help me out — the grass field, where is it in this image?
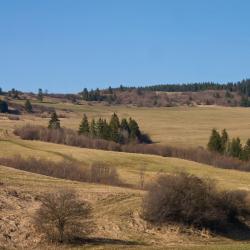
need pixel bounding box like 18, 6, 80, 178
2, 137, 250, 190
2, 99, 250, 248
9, 99, 250, 147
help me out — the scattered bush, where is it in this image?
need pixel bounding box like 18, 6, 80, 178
0, 155, 124, 187
34, 189, 92, 243
14, 125, 250, 172
90, 161, 121, 185
142, 173, 250, 232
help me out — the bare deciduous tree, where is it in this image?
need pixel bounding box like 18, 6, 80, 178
34, 189, 93, 243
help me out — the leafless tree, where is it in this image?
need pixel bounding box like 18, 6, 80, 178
34, 189, 93, 243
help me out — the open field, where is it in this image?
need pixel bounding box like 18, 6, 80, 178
2, 137, 250, 191
8, 99, 250, 147
2, 100, 250, 248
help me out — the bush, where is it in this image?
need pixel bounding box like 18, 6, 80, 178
14, 125, 250, 172
34, 189, 92, 243
142, 173, 250, 232
90, 161, 121, 185
0, 155, 125, 187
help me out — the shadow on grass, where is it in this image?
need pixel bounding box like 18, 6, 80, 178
215, 222, 250, 241
70, 237, 146, 247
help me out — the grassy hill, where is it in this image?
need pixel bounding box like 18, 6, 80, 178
2, 98, 250, 249
7, 99, 250, 147
2, 137, 250, 190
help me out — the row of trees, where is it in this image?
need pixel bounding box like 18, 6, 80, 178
207, 129, 250, 160
47, 112, 150, 144
78, 113, 150, 144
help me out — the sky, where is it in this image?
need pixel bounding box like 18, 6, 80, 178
0, 0, 250, 93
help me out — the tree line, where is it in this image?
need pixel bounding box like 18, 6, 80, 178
207, 128, 250, 161
78, 113, 151, 144
48, 111, 151, 144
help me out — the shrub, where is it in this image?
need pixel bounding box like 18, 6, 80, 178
142, 173, 250, 232
90, 161, 121, 185
34, 189, 92, 242
14, 125, 250, 172
0, 155, 126, 188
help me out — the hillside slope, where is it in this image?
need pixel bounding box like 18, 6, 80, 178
2, 165, 250, 250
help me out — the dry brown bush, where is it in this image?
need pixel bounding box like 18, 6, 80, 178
14, 125, 250, 172
0, 155, 125, 187
142, 173, 250, 232
34, 189, 93, 243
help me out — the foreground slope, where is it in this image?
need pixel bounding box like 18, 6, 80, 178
2, 165, 250, 250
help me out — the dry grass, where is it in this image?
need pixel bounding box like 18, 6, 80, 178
8, 99, 250, 147
2, 138, 250, 190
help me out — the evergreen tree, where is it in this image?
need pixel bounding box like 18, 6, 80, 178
102, 119, 110, 140
228, 137, 242, 158
207, 129, 222, 153
120, 118, 130, 132
82, 88, 89, 100
48, 112, 60, 129
109, 113, 120, 142
24, 99, 33, 113
0, 100, 8, 113
78, 114, 89, 135
240, 139, 250, 161
128, 118, 141, 141
37, 88, 43, 102
120, 118, 130, 143
221, 129, 229, 153
90, 119, 97, 138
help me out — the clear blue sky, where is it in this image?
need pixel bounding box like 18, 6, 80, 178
1, 0, 250, 93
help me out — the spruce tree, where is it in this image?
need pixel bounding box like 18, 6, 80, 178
128, 118, 141, 141
102, 119, 110, 140
207, 129, 222, 153
228, 137, 242, 158
90, 119, 97, 138
120, 118, 130, 143
37, 88, 44, 102
78, 114, 89, 135
221, 129, 229, 153
0, 100, 8, 113
48, 112, 60, 129
24, 99, 33, 113
109, 113, 120, 142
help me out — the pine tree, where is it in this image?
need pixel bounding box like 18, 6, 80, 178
228, 137, 242, 158
207, 129, 222, 153
37, 88, 43, 102
0, 100, 8, 113
48, 112, 60, 129
120, 118, 130, 133
120, 118, 130, 143
128, 118, 141, 141
78, 114, 89, 135
102, 119, 110, 140
90, 119, 97, 138
24, 99, 33, 113
221, 129, 229, 153
82, 88, 89, 100
109, 113, 120, 142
